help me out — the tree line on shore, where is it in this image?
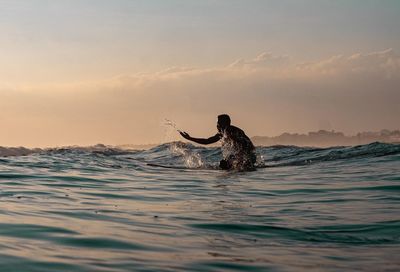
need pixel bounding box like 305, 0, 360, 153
252, 129, 400, 147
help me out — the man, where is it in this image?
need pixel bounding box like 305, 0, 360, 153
179, 114, 257, 170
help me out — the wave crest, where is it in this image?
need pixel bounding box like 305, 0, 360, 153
1, 142, 399, 170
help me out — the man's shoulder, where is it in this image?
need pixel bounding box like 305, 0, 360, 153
227, 125, 244, 133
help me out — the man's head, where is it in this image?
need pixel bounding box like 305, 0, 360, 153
217, 114, 231, 132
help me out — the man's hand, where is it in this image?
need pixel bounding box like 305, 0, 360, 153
179, 131, 191, 140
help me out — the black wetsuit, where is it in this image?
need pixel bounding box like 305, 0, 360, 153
214, 126, 256, 170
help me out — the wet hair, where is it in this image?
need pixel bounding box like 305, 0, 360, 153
217, 114, 231, 126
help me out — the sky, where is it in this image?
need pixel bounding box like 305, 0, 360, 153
0, 0, 399, 147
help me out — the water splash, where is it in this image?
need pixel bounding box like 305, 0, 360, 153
164, 119, 181, 133
169, 142, 204, 168
256, 154, 266, 167
162, 119, 183, 143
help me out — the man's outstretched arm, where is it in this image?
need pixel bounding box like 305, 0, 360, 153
180, 131, 220, 145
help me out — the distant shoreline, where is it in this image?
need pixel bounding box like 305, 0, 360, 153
252, 129, 400, 148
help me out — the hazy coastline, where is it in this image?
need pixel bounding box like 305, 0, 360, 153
252, 129, 400, 147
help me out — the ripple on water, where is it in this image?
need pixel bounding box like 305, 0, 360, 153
188, 220, 400, 245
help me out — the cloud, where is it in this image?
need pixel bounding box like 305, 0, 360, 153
295, 49, 400, 78
0, 49, 399, 147
228, 52, 291, 69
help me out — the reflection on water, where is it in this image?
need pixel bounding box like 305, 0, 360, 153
0, 142, 399, 271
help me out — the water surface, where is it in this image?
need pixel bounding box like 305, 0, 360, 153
0, 142, 399, 271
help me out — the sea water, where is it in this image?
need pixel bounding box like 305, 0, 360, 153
0, 142, 399, 271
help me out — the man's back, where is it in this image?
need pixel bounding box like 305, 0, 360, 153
219, 125, 256, 170
222, 125, 255, 154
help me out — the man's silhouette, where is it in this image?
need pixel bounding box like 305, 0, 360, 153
180, 114, 256, 170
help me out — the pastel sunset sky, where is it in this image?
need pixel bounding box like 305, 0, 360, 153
1, 0, 399, 147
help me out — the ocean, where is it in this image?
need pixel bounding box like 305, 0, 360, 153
0, 142, 399, 271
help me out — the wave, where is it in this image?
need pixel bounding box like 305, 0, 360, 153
262, 141, 400, 167
139, 141, 400, 169
0, 146, 43, 157
1, 142, 399, 169
0, 144, 127, 158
